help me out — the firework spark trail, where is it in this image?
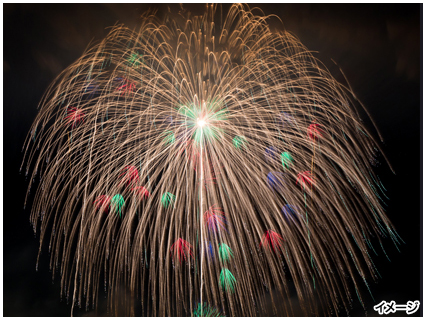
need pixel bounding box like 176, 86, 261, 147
199, 124, 205, 315
22, 4, 400, 316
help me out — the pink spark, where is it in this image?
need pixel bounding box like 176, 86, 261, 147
170, 238, 194, 264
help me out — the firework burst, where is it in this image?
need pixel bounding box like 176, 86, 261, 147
22, 3, 399, 317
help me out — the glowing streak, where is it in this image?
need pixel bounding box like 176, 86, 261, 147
131, 186, 150, 200
282, 204, 299, 222
199, 125, 205, 315
308, 123, 323, 141
232, 135, 247, 150
267, 171, 286, 192
162, 130, 175, 146
296, 171, 314, 189
120, 165, 139, 187
65, 106, 84, 128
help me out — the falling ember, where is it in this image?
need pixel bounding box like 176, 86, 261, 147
260, 230, 284, 254
170, 238, 194, 264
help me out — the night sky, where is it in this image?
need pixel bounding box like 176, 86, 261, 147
3, 3, 422, 317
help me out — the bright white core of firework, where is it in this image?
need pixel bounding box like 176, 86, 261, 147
197, 118, 206, 127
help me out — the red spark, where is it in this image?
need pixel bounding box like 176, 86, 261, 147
131, 186, 150, 200
307, 123, 323, 141
120, 165, 139, 187
116, 78, 136, 95
170, 238, 194, 264
65, 106, 85, 128
204, 205, 226, 233
260, 230, 284, 253
94, 195, 111, 213
296, 171, 314, 189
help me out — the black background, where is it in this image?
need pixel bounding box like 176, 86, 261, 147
3, 3, 422, 317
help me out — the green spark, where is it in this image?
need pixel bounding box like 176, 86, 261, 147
162, 130, 175, 146
218, 243, 233, 264
232, 135, 247, 150
220, 268, 236, 292
161, 192, 176, 209
281, 151, 294, 170
193, 303, 224, 317
127, 51, 144, 67
110, 194, 125, 218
